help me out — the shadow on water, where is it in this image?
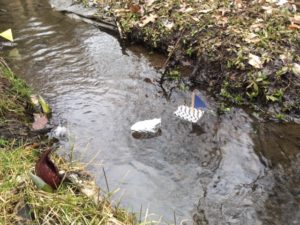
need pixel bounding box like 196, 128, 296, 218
0, 0, 299, 224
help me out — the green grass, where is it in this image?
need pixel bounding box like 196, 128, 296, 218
0, 58, 31, 121
0, 142, 136, 224
0, 58, 136, 224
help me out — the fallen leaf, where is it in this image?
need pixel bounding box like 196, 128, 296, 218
178, 6, 194, 13
139, 14, 157, 27
145, 0, 156, 6
234, 0, 243, 8
32, 113, 48, 130
199, 9, 213, 14
30, 94, 39, 106
38, 95, 51, 114
29, 172, 54, 193
191, 16, 200, 22
162, 20, 174, 30
276, 0, 288, 6
290, 15, 300, 24
262, 6, 273, 14
250, 19, 265, 32
130, 4, 141, 14
248, 53, 263, 69
288, 24, 300, 30
292, 63, 300, 76
244, 33, 260, 44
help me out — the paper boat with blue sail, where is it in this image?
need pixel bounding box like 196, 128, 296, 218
174, 92, 206, 123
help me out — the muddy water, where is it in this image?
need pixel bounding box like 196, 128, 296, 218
0, 0, 299, 224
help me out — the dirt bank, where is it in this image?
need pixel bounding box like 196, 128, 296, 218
66, 0, 300, 121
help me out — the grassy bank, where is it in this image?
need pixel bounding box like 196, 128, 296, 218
82, 0, 300, 120
0, 59, 135, 224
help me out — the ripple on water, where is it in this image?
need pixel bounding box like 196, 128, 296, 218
1, 0, 299, 224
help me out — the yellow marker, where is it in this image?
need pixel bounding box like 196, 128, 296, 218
0, 29, 13, 42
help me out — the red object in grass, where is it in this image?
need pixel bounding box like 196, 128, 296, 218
35, 148, 62, 189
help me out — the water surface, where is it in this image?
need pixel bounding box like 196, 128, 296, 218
0, 0, 299, 224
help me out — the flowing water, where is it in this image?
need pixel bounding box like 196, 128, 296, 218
0, 0, 299, 224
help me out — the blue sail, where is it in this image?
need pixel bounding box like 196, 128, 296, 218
194, 95, 206, 109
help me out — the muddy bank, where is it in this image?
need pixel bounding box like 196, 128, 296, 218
51, 0, 300, 121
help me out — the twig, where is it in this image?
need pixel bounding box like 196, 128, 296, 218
102, 167, 110, 193
160, 29, 185, 84
173, 210, 177, 225
139, 204, 143, 223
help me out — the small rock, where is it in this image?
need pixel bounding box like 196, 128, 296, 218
131, 118, 161, 139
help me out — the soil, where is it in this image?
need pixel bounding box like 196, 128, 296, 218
67, 0, 300, 121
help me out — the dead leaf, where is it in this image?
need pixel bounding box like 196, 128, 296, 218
234, 0, 243, 8
30, 94, 39, 106
276, 0, 288, 6
214, 15, 228, 26
250, 19, 265, 32
290, 15, 300, 24
244, 33, 260, 44
288, 24, 300, 30
292, 63, 300, 77
248, 53, 263, 69
145, 0, 156, 7
162, 20, 174, 30
262, 6, 273, 14
32, 113, 48, 130
191, 16, 200, 22
198, 9, 213, 14
130, 4, 141, 14
139, 14, 157, 27
178, 7, 194, 13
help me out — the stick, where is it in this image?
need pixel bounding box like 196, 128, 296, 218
174, 210, 177, 225
191, 91, 195, 112
102, 167, 110, 193
139, 204, 143, 223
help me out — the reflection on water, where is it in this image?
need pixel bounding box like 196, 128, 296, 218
0, 0, 299, 224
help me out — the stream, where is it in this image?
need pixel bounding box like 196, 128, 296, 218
0, 0, 299, 224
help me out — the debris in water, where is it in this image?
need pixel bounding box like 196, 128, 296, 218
174, 92, 206, 123
0, 28, 13, 42
53, 125, 67, 138
35, 148, 62, 189
38, 95, 51, 115
29, 172, 54, 193
131, 118, 161, 139
32, 113, 48, 130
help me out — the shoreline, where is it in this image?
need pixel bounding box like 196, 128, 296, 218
0, 58, 135, 224
54, 0, 300, 122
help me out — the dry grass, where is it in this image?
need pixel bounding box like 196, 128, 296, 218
0, 142, 136, 224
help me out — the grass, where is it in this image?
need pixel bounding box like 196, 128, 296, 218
0, 58, 31, 125
0, 58, 136, 224
84, 0, 300, 118
0, 141, 136, 224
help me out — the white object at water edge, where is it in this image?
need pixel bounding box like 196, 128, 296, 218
131, 118, 161, 135
53, 125, 67, 138
174, 105, 204, 123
